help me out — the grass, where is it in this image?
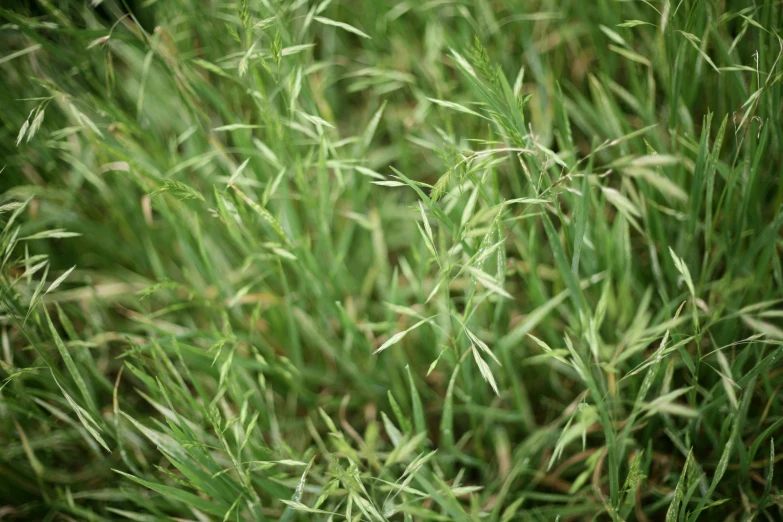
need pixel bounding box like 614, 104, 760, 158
1, 0, 782, 520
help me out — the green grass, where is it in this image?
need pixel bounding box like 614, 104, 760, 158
1, 0, 782, 520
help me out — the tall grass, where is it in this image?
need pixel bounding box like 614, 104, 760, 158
1, 0, 782, 520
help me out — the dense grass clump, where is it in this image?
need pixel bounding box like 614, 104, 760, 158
1, 0, 782, 520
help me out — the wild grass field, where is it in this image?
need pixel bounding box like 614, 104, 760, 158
1, 0, 783, 520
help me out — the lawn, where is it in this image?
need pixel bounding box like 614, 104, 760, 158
1, 0, 782, 520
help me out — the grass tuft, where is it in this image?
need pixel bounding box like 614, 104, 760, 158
1, 0, 783, 520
